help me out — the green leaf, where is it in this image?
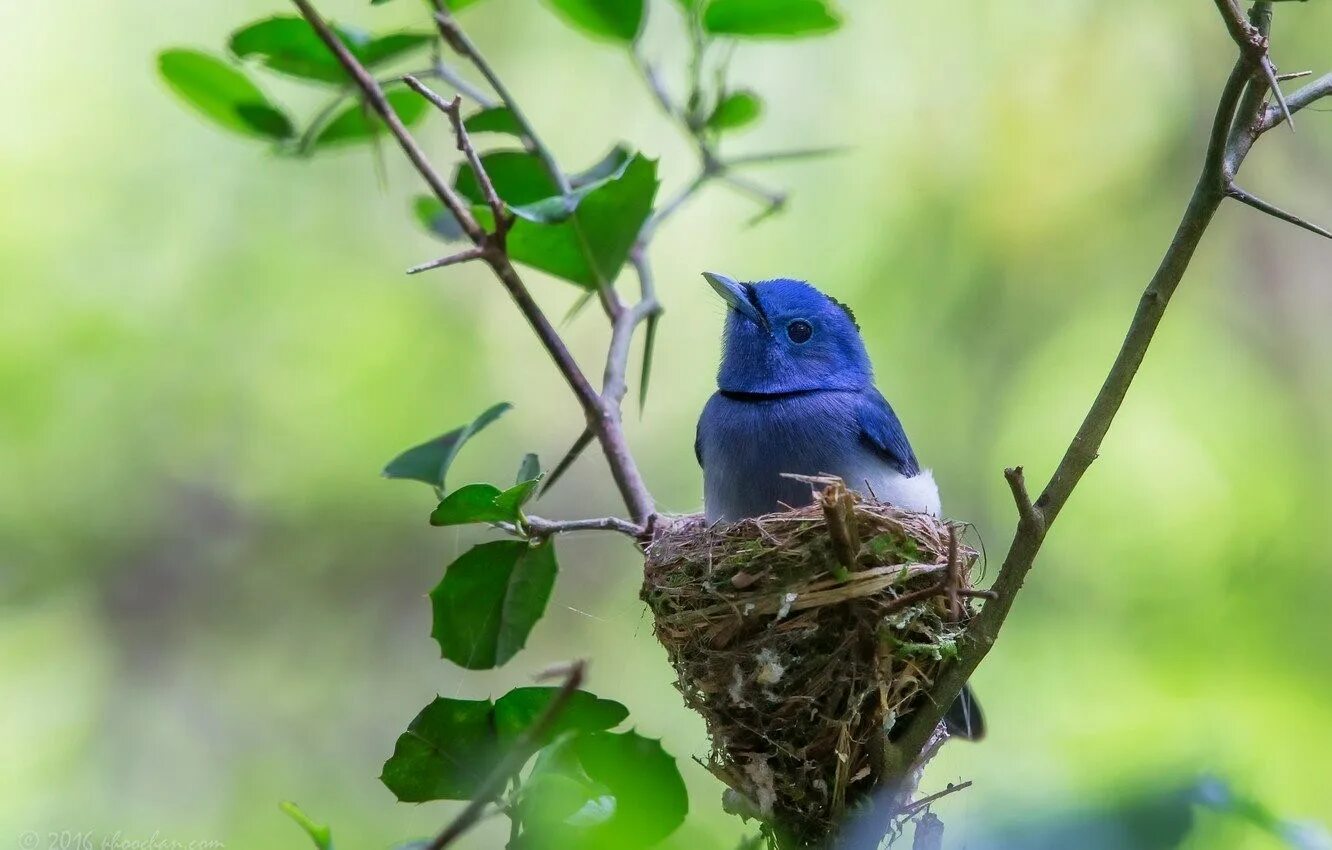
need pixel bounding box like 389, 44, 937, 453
570, 145, 632, 188
380, 688, 626, 803
463, 106, 525, 137
382, 402, 511, 490
279, 802, 333, 850
413, 195, 466, 242
706, 90, 763, 132
494, 687, 629, 748
429, 479, 539, 526
429, 483, 509, 525
157, 49, 294, 140
312, 89, 428, 148
380, 696, 502, 802
429, 540, 557, 669
517, 731, 688, 850
357, 32, 435, 66
517, 453, 541, 485
456, 152, 658, 288
703, 0, 841, 38
543, 0, 645, 42
229, 16, 433, 84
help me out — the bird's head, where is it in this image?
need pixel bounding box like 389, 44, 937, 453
705, 273, 872, 395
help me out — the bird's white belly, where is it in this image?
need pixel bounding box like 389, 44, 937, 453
835, 454, 941, 517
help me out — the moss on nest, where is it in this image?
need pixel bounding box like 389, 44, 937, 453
641, 479, 981, 846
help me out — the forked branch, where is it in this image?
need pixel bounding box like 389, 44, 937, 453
863, 2, 1332, 823
289, 0, 656, 525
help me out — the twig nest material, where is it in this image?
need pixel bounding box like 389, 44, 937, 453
641, 479, 981, 845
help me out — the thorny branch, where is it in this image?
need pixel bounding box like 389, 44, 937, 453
848, 2, 1332, 840
290, 0, 656, 526
288, 0, 1332, 845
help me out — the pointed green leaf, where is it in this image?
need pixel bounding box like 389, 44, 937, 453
229, 16, 356, 83
429, 483, 508, 525
382, 401, 511, 489
312, 89, 428, 148
229, 16, 433, 84
495, 477, 541, 515
706, 90, 763, 132
413, 195, 466, 242
357, 31, 435, 66
517, 453, 541, 485
543, 0, 645, 42
380, 688, 626, 804
279, 802, 333, 850
380, 696, 501, 802
463, 106, 525, 137
570, 145, 632, 188
158, 49, 294, 140
494, 688, 628, 747
429, 540, 557, 669
703, 0, 841, 38
456, 152, 658, 288
429, 479, 538, 526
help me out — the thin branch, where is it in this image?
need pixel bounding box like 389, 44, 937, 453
403, 76, 510, 232
1227, 184, 1332, 239
427, 49, 496, 108
427, 661, 586, 850
521, 515, 645, 538
633, 54, 682, 121
292, 0, 653, 524
431, 5, 572, 196
722, 146, 849, 168
879, 0, 1332, 801
407, 247, 488, 275
289, 0, 484, 244
1003, 466, 1042, 532
902, 782, 974, 818
1212, 0, 1294, 130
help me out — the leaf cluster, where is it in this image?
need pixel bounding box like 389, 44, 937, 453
156, 1, 844, 847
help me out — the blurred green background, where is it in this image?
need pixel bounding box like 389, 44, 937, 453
3, 0, 1332, 847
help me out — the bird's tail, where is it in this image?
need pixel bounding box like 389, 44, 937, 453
944, 683, 986, 741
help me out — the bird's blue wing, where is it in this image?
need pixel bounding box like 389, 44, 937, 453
856, 389, 921, 477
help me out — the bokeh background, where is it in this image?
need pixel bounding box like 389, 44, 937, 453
3, 0, 1332, 847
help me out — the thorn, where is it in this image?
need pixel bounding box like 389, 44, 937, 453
561, 290, 596, 327
1276, 70, 1313, 83
406, 247, 486, 275
637, 311, 661, 414
1261, 57, 1296, 132
1226, 184, 1332, 240
540, 427, 595, 496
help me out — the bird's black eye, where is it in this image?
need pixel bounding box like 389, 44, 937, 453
786, 319, 813, 344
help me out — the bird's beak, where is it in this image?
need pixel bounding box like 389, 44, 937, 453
703, 271, 766, 329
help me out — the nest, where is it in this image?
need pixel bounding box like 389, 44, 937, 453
641, 479, 982, 846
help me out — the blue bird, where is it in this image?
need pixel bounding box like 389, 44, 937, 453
695, 273, 984, 741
